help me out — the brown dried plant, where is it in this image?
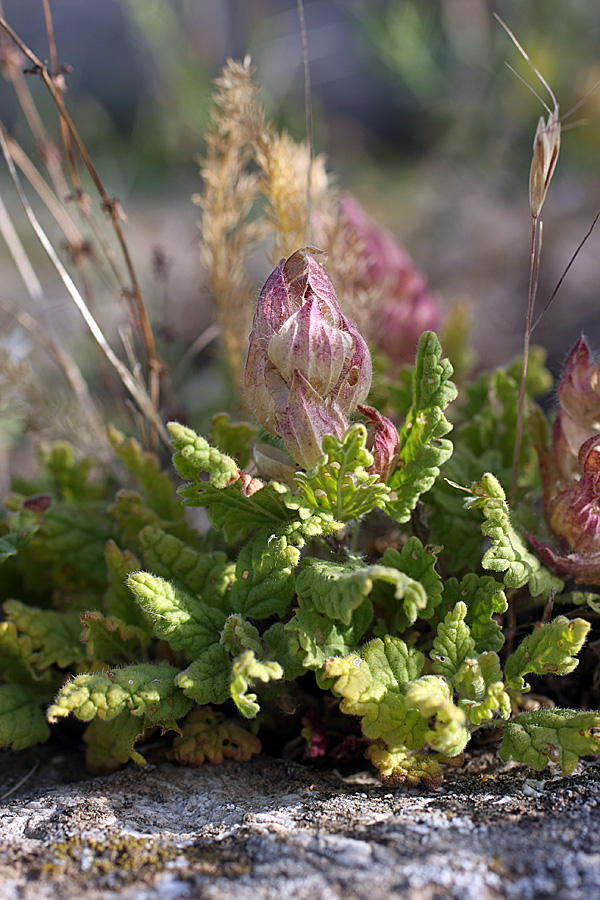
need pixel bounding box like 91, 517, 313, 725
0, 2, 165, 462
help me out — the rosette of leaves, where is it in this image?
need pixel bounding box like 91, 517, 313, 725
0, 334, 598, 783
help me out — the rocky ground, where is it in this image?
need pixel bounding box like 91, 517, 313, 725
0, 746, 599, 900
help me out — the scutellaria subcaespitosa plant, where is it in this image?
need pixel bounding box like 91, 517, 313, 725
1, 51, 600, 789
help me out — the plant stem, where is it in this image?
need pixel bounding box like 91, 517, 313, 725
510, 216, 539, 508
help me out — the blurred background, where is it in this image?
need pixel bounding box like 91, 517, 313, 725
1, 0, 600, 480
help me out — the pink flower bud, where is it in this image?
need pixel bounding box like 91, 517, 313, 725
278, 370, 348, 470
376, 293, 441, 370
338, 194, 441, 369
553, 337, 600, 482
358, 404, 399, 483
245, 249, 372, 468
528, 339, 600, 583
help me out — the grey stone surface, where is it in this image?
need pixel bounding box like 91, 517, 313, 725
0, 749, 599, 899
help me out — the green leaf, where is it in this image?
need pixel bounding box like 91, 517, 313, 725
442, 575, 507, 653
285, 609, 358, 672
175, 643, 232, 705
220, 614, 262, 655
230, 530, 298, 620
430, 601, 476, 681
39, 442, 106, 503
3, 599, 84, 672
295, 424, 390, 522
0, 684, 50, 750
139, 525, 234, 612
453, 652, 511, 725
181, 479, 296, 544
323, 651, 428, 750
499, 709, 600, 774
47, 663, 192, 724
366, 744, 444, 789
13, 498, 115, 592
373, 538, 443, 633
108, 425, 182, 522
210, 413, 258, 471
404, 675, 469, 756
426, 446, 502, 571
361, 636, 425, 689
296, 557, 379, 627
80, 611, 151, 664
387, 332, 457, 523
83, 714, 150, 773
0, 504, 42, 564
0, 620, 35, 684
126, 572, 227, 656
504, 616, 590, 692
465, 473, 564, 595
262, 622, 306, 680
230, 650, 283, 718
168, 421, 239, 489
103, 540, 150, 630
168, 707, 262, 765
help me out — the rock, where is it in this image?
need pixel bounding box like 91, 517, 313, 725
0, 748, 599, 899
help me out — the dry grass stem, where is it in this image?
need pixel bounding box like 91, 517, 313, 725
0, 12, 161, 420
0, 124, 167, 443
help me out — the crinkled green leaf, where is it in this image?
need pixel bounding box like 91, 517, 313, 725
387, 332, 456, 523
404, 675, 469, 756
504, 616, 590, 692
168, 421, 239, 489
126, 572, 227, 656
168, 707, 262, 765
185, 479, 297, 544
16, 499, 114, 592
372, 538, 443, 633
430, 601, 476, 681
0, 620, 35, 684
39, 442, 106, 503
230, 650, 283, 718
103, 540, 150, 630
230, 530, 298, 620
453, 652, 511, 725
108, 425, 182, 522
296, 557, 384, 627
175, 643, 232, 705
3, 599, 84, 672
499, 709, 600, 774
295, 424, 390, 522
323, 651, 428, 749
427, 446, 501, 571
210, 413, 258, 471
459, 360, 547, 477
0, 684, 50, 750
285, 609, 358, 671
108, 489, 164, 548
361, 636, 425, 689
220, 614, 262, 656
47, 663, 192, 724
465, 473, 564, 595
442, 574, 507, 653
80, 611, 151, 664
0, 503, 43, 564
367, 744, 445, 788
83, 714, 149, 773
139, 525, 234, 612
262, 622, 306, 681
